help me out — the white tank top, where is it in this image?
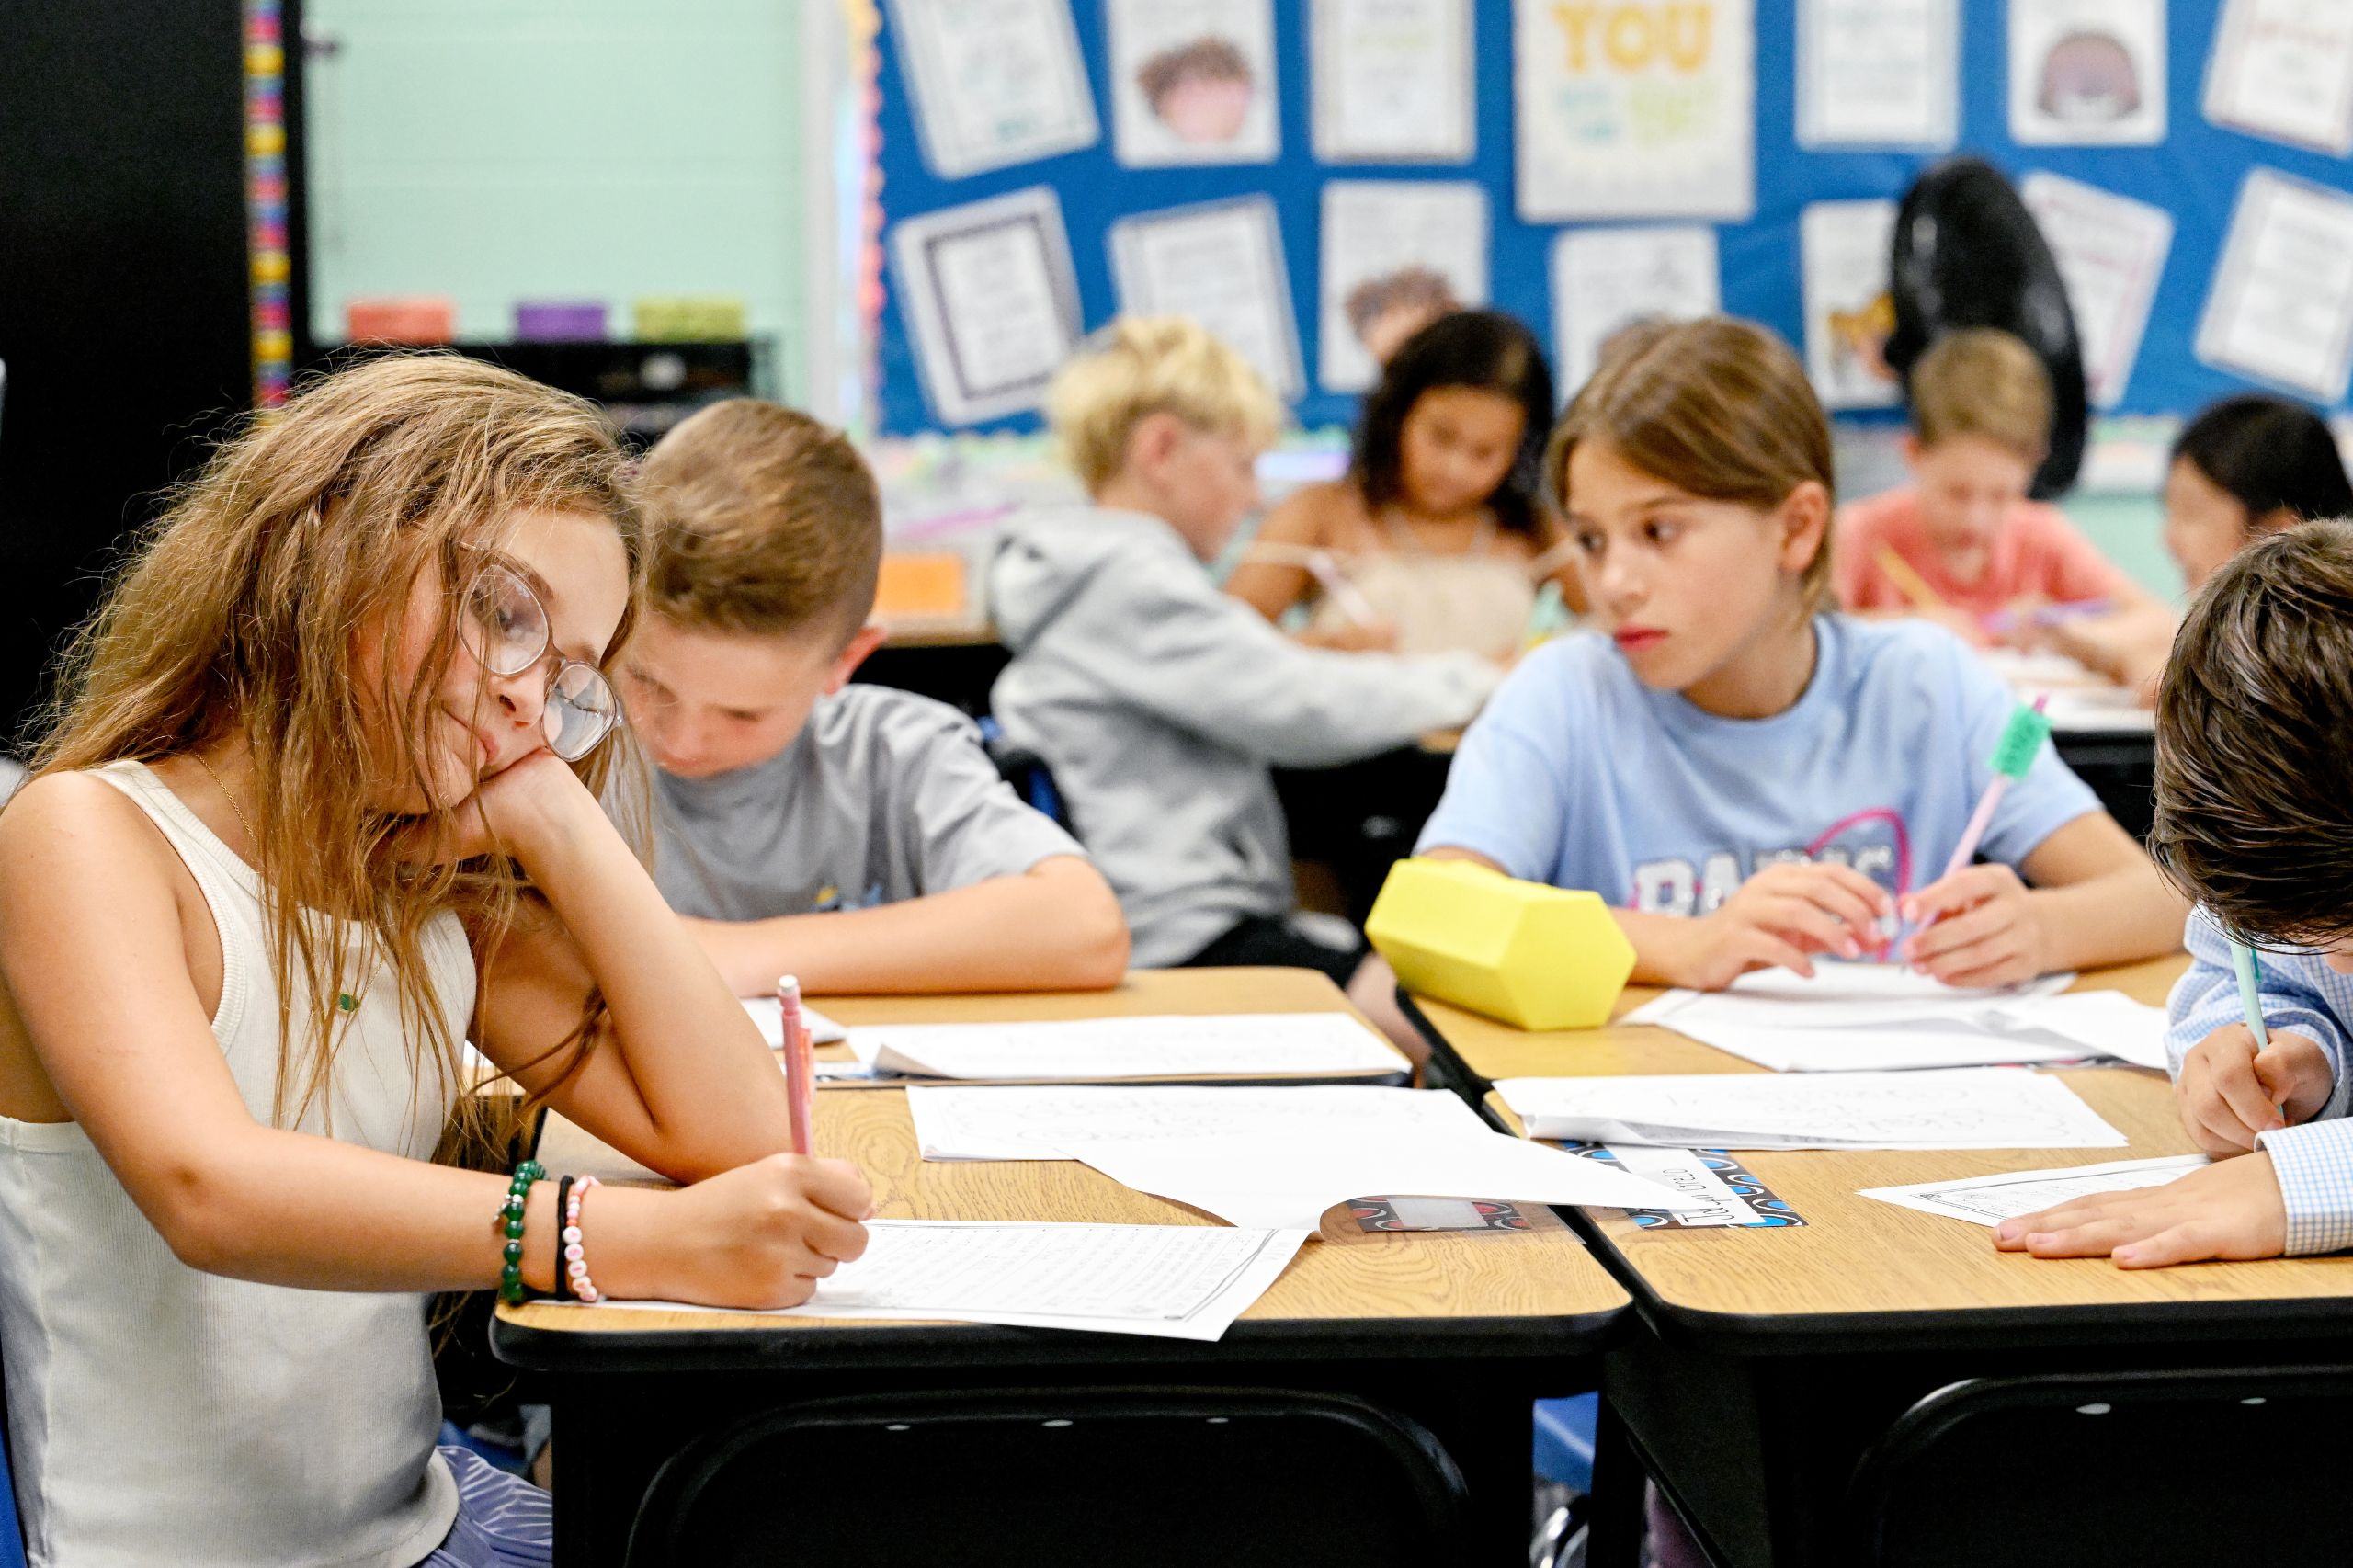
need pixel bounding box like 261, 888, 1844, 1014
0, 761, 475, 1567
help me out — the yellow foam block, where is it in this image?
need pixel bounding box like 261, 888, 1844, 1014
1365, 858, 1633, 1031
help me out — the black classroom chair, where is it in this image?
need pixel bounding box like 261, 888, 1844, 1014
1847, 1366, 2353, 1568
624, 1386, 1468, 1568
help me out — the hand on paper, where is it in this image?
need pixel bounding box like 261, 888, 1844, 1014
2177, 1026, 2333, 1155
619, 1153, 873, 1310
1900, 864, 2047, 989
1992, 1152, 2287, 1268
1672, 862, 1895, 990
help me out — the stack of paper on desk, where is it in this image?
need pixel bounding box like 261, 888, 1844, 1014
904, 1085, 1489, 1160
1859, 1154, 2210, 1225
1627, 965, 2169, 1072
572, 1220, 1310, 1341
1495, 1067, 2130, 1151
846, 1013, 1403, 1081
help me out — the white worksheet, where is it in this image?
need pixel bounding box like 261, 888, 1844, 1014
1797, 0, 1958, 150
1062, 1127, 1708, 1230
849, 1012, 1404, 1082
2020, 172, 2175, 409
2204, 0, 2353, 156
1495, 1068, 2130, 1151
740, 996, 848, 1048
1106, 0, 1279, 166
1311, 0, 1475, 163
887, 0, 1099, 177
1512, 0, 1755, 221
1800, 199, 1903, 409
1551, 224, 1722, 394
1317, 181, 1490, 392
2008, 0, 2167, 147
905, 1084, 1488, 1161
1859, 1153, 2210, 1225
2197, 168, 2353, 405
1110, 197, 1303, 400
1628, 964, 2076, 1032
572, 1220, 1308, 1341
889, 187, 1083, 426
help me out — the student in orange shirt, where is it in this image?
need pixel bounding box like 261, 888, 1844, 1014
1835, 328, 2167, 648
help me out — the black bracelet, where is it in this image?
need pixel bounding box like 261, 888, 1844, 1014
552, 1175, 576, 1302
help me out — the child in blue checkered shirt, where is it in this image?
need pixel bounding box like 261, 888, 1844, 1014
1999, 520, 2353, 1267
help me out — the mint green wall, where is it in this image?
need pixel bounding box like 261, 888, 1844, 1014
303, 0, 807, 401
2064, 494, 2178, 604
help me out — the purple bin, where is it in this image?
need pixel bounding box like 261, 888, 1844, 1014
514, 301, 608, 341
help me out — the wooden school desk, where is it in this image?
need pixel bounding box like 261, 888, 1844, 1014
806, 966, 1413, 1088
494, 1091, 1630, 1567
1417, 957, 2353, 1567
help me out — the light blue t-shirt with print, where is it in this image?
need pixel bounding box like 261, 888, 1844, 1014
1415, 616, 2101, 912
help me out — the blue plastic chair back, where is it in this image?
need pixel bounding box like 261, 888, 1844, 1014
1, 1359, 24, 1568
1531, 1393, 1597, 1495
975, 717, 1071, 831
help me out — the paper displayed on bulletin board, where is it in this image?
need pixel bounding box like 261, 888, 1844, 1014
2020, 172, 2174, 409
1318, 181, 1491, 393
887, 0, 1099, 178
1801, 199, 1902, 411
1309, 0, 1474, 163
1796, 0, 1957, 151
2008, 0, 2167, 147
2196, 168, 2353, 406
889, 187, 1085, 426
1109, 196, 1304, 400
1106, 0, 1279, 166
1512, 0, 1756, 222
1551, 225, 1722, 394
2203, 0, 2353, 157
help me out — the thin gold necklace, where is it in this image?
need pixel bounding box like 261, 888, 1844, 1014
191, 750, 258, 852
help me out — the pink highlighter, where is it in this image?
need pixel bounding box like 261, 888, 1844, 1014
1911, 694, 2053, 951
778, 973, 814, 1156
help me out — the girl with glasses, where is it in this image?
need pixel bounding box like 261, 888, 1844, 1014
0, 355, 871, 1568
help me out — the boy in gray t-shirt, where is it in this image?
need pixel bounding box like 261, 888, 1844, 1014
619, 400, 1129, 995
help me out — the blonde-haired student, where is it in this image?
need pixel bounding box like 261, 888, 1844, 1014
1836, 328, 2166, 645
0, 358, 870, 1566
620, 398, 1127, 995
990, 316, 1499, 1049
1415, 318, 2184, 992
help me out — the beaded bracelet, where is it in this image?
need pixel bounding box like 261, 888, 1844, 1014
497, 1159, 545, 1306
563, 1175, 602, 1304
551, 1175, 576, 1303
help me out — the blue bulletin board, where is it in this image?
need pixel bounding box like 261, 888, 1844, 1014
870, 0, 2353, 439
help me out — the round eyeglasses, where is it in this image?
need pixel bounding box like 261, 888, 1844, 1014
457, 559, 621, 761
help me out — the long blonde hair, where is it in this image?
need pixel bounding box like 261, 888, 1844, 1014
29, 354, 645, 1156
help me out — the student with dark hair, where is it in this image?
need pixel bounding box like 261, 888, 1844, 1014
1999, 520, 2353, 1267
1225, 311, 1573, 663
2051, 394, 2353, 690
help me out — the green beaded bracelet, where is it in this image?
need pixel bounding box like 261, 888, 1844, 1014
497, 1160, 546, 1305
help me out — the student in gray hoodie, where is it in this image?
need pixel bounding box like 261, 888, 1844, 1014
991, 318, 1502, 1047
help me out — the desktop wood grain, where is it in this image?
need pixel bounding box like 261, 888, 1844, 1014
504, 1086, 1627, 1337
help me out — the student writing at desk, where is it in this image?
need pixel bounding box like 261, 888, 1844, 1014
618, 399, 1129, 995
1223, 311, 1575, 664
0, 359, 870, 1568
2001, 523, 2353, 1267
1409, 318, 2186, 994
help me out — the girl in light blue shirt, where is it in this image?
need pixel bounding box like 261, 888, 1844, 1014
1416, 318, 2186, 993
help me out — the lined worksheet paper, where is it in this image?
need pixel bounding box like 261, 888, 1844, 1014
1496, 1068, 2129, 1151
905, 1085, 1488, 1160
1859, 1154, 2210, 1225
572, 1221, 1309, 1341
850, 1013, 1402, 1081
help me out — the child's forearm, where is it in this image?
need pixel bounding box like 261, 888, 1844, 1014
517, 802, 793, 1169
685, 857, 1130, 996
2030, 862, 2189, 972
1614, 907, 1700, 987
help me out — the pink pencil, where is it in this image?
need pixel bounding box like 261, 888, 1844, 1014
1936, 693, 2052, 886
778, 974, 814, 1156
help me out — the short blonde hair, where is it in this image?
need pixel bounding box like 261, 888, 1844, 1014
1909, 328, 2052, 461
1046, 316, 1285, 494
638, 399, 881, 644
